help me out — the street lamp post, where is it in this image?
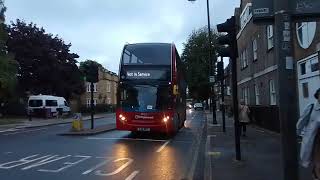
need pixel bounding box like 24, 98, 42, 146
188, 0, 217, 124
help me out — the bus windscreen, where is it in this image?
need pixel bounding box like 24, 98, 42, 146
122, 43, 171, 65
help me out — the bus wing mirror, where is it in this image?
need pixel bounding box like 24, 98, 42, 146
173, 85, 179, 95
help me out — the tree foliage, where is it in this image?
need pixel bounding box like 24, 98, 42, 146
6, 19, 84, 100
182, 27, 218, 101
79, 60, 103, 83
0, 0, 17, 102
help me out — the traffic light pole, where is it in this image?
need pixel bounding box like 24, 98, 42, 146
90, 82, 94, 129
231, 55, 241, 161
206, 0, 217, 124
274, 0, 298, 179
220, 57, 226, 133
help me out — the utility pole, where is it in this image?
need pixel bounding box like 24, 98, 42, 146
90, 82, 94, 129
206, 0, 217, 124
274, 0, 298, 179
218, 57, 226, 132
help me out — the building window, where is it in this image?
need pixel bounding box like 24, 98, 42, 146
86, 83, 97, 92
107, 97, 111, 104
240, 3, 252, 30
300, 62, 306, 75
244, 87, 249, 105
226, 86, 231, 96
107, 82, 111, 92
240, 48, 248, 69
267, 25, 274, 50
296, 22, 316, 49
86, 98, 97, 107
254, 84, 260, 105
242, 87, 249, 105
311, 59, 319, 72
302, 82, 309, 98
269, 79, 276, 105
252, 38, 257, 61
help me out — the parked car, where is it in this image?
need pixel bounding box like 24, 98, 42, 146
28, 95, 70, 117
194, 103, 204, 110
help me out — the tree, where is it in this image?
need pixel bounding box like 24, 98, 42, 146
0, 0, 17, 104
181, 27, 219, 101
79, 60, 103, 83
6, 19, 84, 100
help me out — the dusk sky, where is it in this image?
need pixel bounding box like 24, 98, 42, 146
5, 0, 239, 72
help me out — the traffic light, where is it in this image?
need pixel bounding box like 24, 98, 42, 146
216, 16, 238, 59
86, 63, 99, 83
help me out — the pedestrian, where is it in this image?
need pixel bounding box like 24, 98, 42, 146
297, 88, 320, 179
239, 100, 250, 137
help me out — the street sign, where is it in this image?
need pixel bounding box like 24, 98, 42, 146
209, 76, 215, 83
291, 0, 320, 17
252, 0, 274, 21
253, 0, 320, 22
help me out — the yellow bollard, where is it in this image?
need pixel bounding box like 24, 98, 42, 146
71, 113, 83, 132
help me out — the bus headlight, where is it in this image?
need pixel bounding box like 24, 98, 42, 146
163, 116, 170, 123
119, 114, 126, 121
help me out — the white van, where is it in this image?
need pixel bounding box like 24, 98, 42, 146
28, 95, 70, 117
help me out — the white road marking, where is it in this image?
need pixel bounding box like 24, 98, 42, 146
0, 128, 18, 133
0, 154, 52, 169
82, 158, 112, 175
156, 140, 170, 152
95, 158, 133, 176
256, 129, 265, 133
87, 137, 167, 142
4, 152, 13, 154
22, 155, 71, 170
125, 171, 139, 180
3, 128, 48, 135
38, 155, 90, 173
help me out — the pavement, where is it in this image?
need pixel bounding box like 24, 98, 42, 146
204, 110, 313, 180
0, 113, 115, 132
0, 109, 206, 180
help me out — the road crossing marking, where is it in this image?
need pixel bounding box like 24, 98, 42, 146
125, 170, 139, 180
156, 140, 170, 152
3, 128, 48, 135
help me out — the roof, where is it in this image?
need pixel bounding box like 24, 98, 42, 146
126, 42, 173, 46
29, 95, 64, 99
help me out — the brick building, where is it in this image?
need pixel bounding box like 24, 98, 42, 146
230, 0, 320, 131
293, 21, 320, 115
236, 1, 278, 107
80, 68, 118, 108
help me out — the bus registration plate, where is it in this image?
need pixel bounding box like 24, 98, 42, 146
137, 128, 150, 132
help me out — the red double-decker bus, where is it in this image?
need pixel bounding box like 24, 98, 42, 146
116, 43, 186, 136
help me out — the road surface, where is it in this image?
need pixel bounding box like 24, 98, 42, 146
0, 110, 206, 180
